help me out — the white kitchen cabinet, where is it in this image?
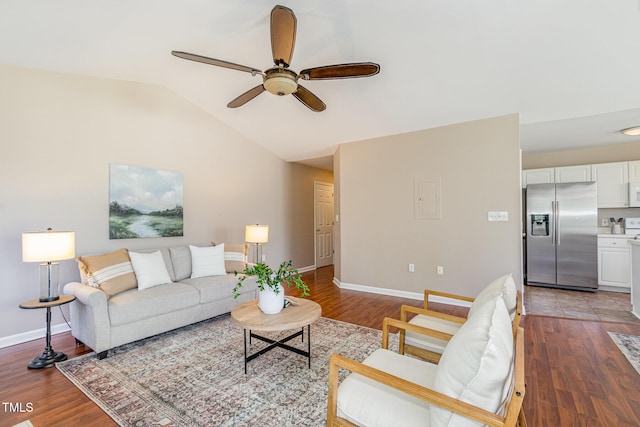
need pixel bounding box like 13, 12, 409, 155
522, 168, 554, 188
554, 165, 591, 183
598, 236, 630, 291
591, 162, 629, 208
629, 160, 640, 182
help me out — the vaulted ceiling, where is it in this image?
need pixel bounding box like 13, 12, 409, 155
2, 1, 640, 164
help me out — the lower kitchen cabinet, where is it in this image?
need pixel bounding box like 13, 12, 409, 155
598, 236, 630, 291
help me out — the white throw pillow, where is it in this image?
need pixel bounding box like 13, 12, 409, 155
129, 250, 173, 290
430, 296, 514, 427
467, 274, 517, 321
190, 244, 226, 278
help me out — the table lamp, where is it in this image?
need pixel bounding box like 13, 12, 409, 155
245, 224, 268, 264
22, 228, 76, 302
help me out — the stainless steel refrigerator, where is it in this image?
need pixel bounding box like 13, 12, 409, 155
526, 182, 598, 290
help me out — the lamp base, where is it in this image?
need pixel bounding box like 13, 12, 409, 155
27, 349, 67, 369
38, 295, 60, 303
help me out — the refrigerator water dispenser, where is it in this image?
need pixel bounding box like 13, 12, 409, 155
531, 214, 550, 236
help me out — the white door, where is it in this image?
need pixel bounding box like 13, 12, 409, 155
314, 182, 334, 268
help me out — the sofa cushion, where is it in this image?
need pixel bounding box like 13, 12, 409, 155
431, 296, 514, 427
336, 348, 437, 427
77, 248, 137, 299
180, 274, 252, 304
169, 246, 192, 281
467, 274, 517, 321
189, 244, 226, 278
108, 282, 199, 327
129, 250, 173, 290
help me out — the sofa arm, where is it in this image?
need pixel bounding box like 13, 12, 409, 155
64, 282, 108, 309
63, 282, 111, 354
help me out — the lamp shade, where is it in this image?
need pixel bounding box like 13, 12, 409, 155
22, 230, 76, 262
245, 224, 269, 244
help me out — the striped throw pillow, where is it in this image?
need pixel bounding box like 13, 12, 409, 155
77, 248, 137, 298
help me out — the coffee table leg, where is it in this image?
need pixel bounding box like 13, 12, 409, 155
243, 329, 248, 374
308, 324, 311, 369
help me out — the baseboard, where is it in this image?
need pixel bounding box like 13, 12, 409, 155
0, 323, 71, 349
332, 278, 472, 308
297, 265, 316, 273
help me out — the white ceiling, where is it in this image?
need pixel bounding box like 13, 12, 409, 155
2, 0, 640, 165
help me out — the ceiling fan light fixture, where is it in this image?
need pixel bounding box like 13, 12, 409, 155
621, 126, 640, 136
263, 68, 298, 96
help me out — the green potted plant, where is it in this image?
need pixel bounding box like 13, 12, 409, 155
233, 260, 310, 314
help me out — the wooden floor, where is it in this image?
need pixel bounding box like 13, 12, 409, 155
2, 266, 640, 426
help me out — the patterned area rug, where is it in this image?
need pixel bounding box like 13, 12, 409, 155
57, 314, 394, 426
608, 332, 640, 376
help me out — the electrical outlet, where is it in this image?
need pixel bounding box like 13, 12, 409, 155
261, 254, 266, 262
602, 218, 609, 227
437, 265, 444, 275
408, 263, 415, 273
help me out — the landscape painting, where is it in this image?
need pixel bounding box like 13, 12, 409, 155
109, 164, 184, 239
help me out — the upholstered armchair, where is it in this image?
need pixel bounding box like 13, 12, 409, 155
400, 274, 522, 363
327, 296, 526, 427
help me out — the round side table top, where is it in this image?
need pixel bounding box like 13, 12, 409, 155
231, 297, 321, 332
19, 295, 76, 309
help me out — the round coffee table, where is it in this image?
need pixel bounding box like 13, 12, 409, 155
231, 297, 321, 373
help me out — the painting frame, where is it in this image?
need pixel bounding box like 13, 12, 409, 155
109, 164, 184, 239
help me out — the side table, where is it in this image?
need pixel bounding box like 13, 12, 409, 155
19, 295, 76, 369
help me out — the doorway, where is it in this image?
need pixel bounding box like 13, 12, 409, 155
314, 181, 334, 268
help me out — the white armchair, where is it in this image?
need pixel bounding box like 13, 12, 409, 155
400, 274, 522, 363
327, 296, 526, 427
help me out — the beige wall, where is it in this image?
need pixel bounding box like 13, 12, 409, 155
523, 141, 640, 169
336, 114, 522, 297
290, 163, 334, 269
0, 64, 296, 342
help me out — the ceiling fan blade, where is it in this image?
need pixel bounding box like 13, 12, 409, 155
293, 85, 326, 112
227, 85, 265, 108
172, 51, 262, 75
270, 5, 296, 67
299, 62, 380, 80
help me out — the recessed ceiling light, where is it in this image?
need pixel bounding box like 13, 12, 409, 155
621, 127, 640, 136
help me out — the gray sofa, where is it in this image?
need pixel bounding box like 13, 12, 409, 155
63, 244, 257, 359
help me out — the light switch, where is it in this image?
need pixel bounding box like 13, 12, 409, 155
488, 211, 509, 222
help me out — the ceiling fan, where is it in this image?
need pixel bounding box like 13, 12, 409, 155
171, 5, 380, 112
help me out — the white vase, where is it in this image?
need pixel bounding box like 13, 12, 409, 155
258, 283, 285, 314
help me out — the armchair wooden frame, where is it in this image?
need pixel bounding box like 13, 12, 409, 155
399, 290, 523, 364
327, 319, 526, 427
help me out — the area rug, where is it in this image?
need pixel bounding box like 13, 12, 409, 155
608, 332, 640, 376
57, 314, 395, 426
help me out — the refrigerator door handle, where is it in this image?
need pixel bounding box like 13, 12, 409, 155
551, 201, 555, 244
555, 201, 560, 245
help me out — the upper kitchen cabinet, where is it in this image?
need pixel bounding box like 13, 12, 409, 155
554, 165, 591, 183
629, 160, 640, 182
591, 162, 629, 208
522, 168, 554, 188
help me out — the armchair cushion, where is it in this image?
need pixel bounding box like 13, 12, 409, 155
431, 296, 513, 427
337, 349, 438, 427
404, 315, 461, 355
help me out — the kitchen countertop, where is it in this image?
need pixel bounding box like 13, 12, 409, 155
597, 233, 636, 238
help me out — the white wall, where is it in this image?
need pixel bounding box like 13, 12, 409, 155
336, 114, 522, 298
0, 64, 294, 343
